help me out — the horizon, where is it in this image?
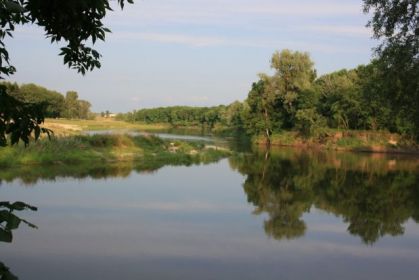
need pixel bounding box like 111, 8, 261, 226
5, 0, 376, 113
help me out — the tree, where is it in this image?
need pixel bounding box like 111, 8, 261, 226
4, 82, 65, 118
63, 91, 79, 119
0, 85, 52, 146
0, 0, 133, 77
315, 69, 366, 130
0, 0, 133, 145
270, 50, 316, 124
77, 100, 92, 119
244, 80, 272, 138
244, 50, 316, 142
363, 0, 419, 139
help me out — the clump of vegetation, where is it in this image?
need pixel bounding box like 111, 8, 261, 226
0, 134, 230, 168
0, 82, 94, 120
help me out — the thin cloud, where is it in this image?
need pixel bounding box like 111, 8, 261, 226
111, 31, 367, 54
137, 32, 224, 47
305, 25, 372, 37
107, 0, 363, 27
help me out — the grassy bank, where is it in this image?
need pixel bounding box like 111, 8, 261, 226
43, 118, 239, 138
0, 134, 231, 168
254, 130, 419, 155
44, 118, 171, 136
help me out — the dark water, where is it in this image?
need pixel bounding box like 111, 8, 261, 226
1, 146, 419, 279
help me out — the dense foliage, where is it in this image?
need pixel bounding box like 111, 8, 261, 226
243, 50, 419, 141
1, 81, 93, 119
0, 0, 133, 77
118, 49, 418, 143
0, 82, 93, 146
0, 0, 132, 146
116, 103, 246, 132
362, 0, 419, 140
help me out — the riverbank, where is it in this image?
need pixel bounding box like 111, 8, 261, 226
0, 134, 231, 168
254, 130, 419, 155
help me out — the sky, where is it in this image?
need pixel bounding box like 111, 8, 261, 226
6, 0, 377, 113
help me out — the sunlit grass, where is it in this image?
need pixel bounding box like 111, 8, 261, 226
44, 118, 171, 135
0, 134, 230, 168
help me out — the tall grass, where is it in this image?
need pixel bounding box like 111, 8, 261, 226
0, 134, 230, 168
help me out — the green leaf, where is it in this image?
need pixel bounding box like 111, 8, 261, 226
5, 213, 21, 230
4, 1, 25, 13
10, 201, 37, 211
0, 229, 12, 243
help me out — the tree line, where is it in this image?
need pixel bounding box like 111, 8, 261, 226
117, 0, 419, 142
116, 103, 245, 131
243, 50, 417, 142
0, 82, 93, 120
116, 49, 418, 141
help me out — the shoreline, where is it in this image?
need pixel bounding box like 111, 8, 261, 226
254, 132, 419, 156
0, 134, 231, 169
256, 142, 419, 156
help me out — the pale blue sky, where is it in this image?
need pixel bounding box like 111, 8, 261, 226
6, 0, 376, 112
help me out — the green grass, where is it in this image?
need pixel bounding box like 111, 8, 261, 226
44, 118, 171, 135
0, 134, 231, 168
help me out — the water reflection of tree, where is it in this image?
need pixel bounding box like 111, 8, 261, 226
230, 148, 419, 244
0, 153, 225, 186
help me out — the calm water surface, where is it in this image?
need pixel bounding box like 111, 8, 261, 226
1, 146, 419, 279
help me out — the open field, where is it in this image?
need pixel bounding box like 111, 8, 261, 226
44, 118, 171, 136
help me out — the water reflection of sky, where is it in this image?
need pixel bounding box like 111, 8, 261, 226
1, 159, 419, 280
83, 129, 219, 142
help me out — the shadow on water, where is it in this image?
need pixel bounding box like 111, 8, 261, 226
229, 147, 419, 244
0, 201, 37, 279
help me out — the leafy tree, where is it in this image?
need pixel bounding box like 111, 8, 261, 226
270, 50, 316, 120
223, 101, 245, 129
355, 62, 395, 131
295, 108, 326, 138
244, 79, 274, 140
315, 69, 366, 130
0, 0, 133, 76
3, 82, 65, 118
0, 85, 52, 146
0, 0, 133, 145
244, 50, 317, 141
63, 91, 79, 119
77, 100, 92, 119
363, 0, 419, 139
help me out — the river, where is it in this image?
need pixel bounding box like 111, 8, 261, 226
1, 135, 419, 279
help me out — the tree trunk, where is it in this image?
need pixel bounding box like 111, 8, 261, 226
263, 108, 271, 146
